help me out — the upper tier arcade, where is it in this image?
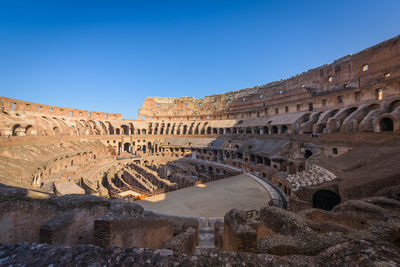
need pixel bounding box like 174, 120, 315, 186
138, 34, 400, 121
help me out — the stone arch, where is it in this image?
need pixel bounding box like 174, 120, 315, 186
312, 190, 341, 211
105, 122, 114, 135
379, 117, 393, 131
317, 109, 339, 133
219, 128, 224, 135
12, 124, 23, 136
212, 128, 218, 134
254, 127, 260, 134
245, 127, 252, 134
97, 121, 108, 135
270, 126, 278, 134
263, 126, 269, 134
116, 128, 120, 135
121, 125, 129, 135
281, 125, 288, 134
388, 99, 400, 113
367, 103, 380, 113
25, 125, 35, 136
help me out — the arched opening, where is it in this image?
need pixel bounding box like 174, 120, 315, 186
263, 126, 269, 134
206, 127, 211, 134
142, 129, 146, 134
270, 126, 278, 134
123, 142, 130, 152
312, 190, 341, 211
304, 150, 313, 159
116, 128, 120, 135
12, 124, 21, 136
254, 127, 260, 134
225, 128, 231, 134
281, 125, 288, 134
121, 125, 129, 135
212, 128, 218, 134
25, 125, 34, 136
219, 128, 224, 135
245, 127, 252, 134
380, 118, 393, 131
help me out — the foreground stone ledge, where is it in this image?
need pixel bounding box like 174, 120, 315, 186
1, 239, 400, 266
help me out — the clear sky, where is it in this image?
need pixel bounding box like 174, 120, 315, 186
1, 0, 399, 119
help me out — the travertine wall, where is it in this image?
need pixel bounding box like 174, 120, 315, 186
138, 35, 400, 121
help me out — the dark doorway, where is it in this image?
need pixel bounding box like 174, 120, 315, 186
380, 118, 393, 131
312, 190, 341, 210
304, 150, 313, 159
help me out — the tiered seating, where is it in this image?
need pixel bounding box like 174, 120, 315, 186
128, 163, 175, 188
123, 167, 158, 191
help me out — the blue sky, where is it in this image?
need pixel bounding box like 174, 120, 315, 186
1, 0, 399, 119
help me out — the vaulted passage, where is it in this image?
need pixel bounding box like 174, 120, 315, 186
380, 118, 393, 131
312, 190, 341, 211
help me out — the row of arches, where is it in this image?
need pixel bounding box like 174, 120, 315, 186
31, 151, 98, 187
299, 99, 400, 133
4, 99, 400, 137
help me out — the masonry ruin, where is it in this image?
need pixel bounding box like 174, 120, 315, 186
1, 35, 400, 265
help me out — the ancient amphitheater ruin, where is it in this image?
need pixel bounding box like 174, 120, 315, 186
1, 35, 400, 265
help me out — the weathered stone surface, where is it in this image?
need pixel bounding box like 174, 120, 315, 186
162, 227, 197, 254
255, 197, 400, 256
374, 185, 400, 201
1, 239, 399, 266
223, 209, 258, 252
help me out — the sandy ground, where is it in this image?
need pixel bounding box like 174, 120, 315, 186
137, 174, 271, 218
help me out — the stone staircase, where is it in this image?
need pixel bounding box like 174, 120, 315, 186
196, 226, 215, 249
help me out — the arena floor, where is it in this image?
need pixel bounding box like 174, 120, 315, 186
137, 174, 271, 218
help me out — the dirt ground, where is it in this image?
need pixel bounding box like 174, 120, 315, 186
137, 174, 271, 218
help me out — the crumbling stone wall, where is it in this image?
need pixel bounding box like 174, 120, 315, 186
0, 184, 198, 251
